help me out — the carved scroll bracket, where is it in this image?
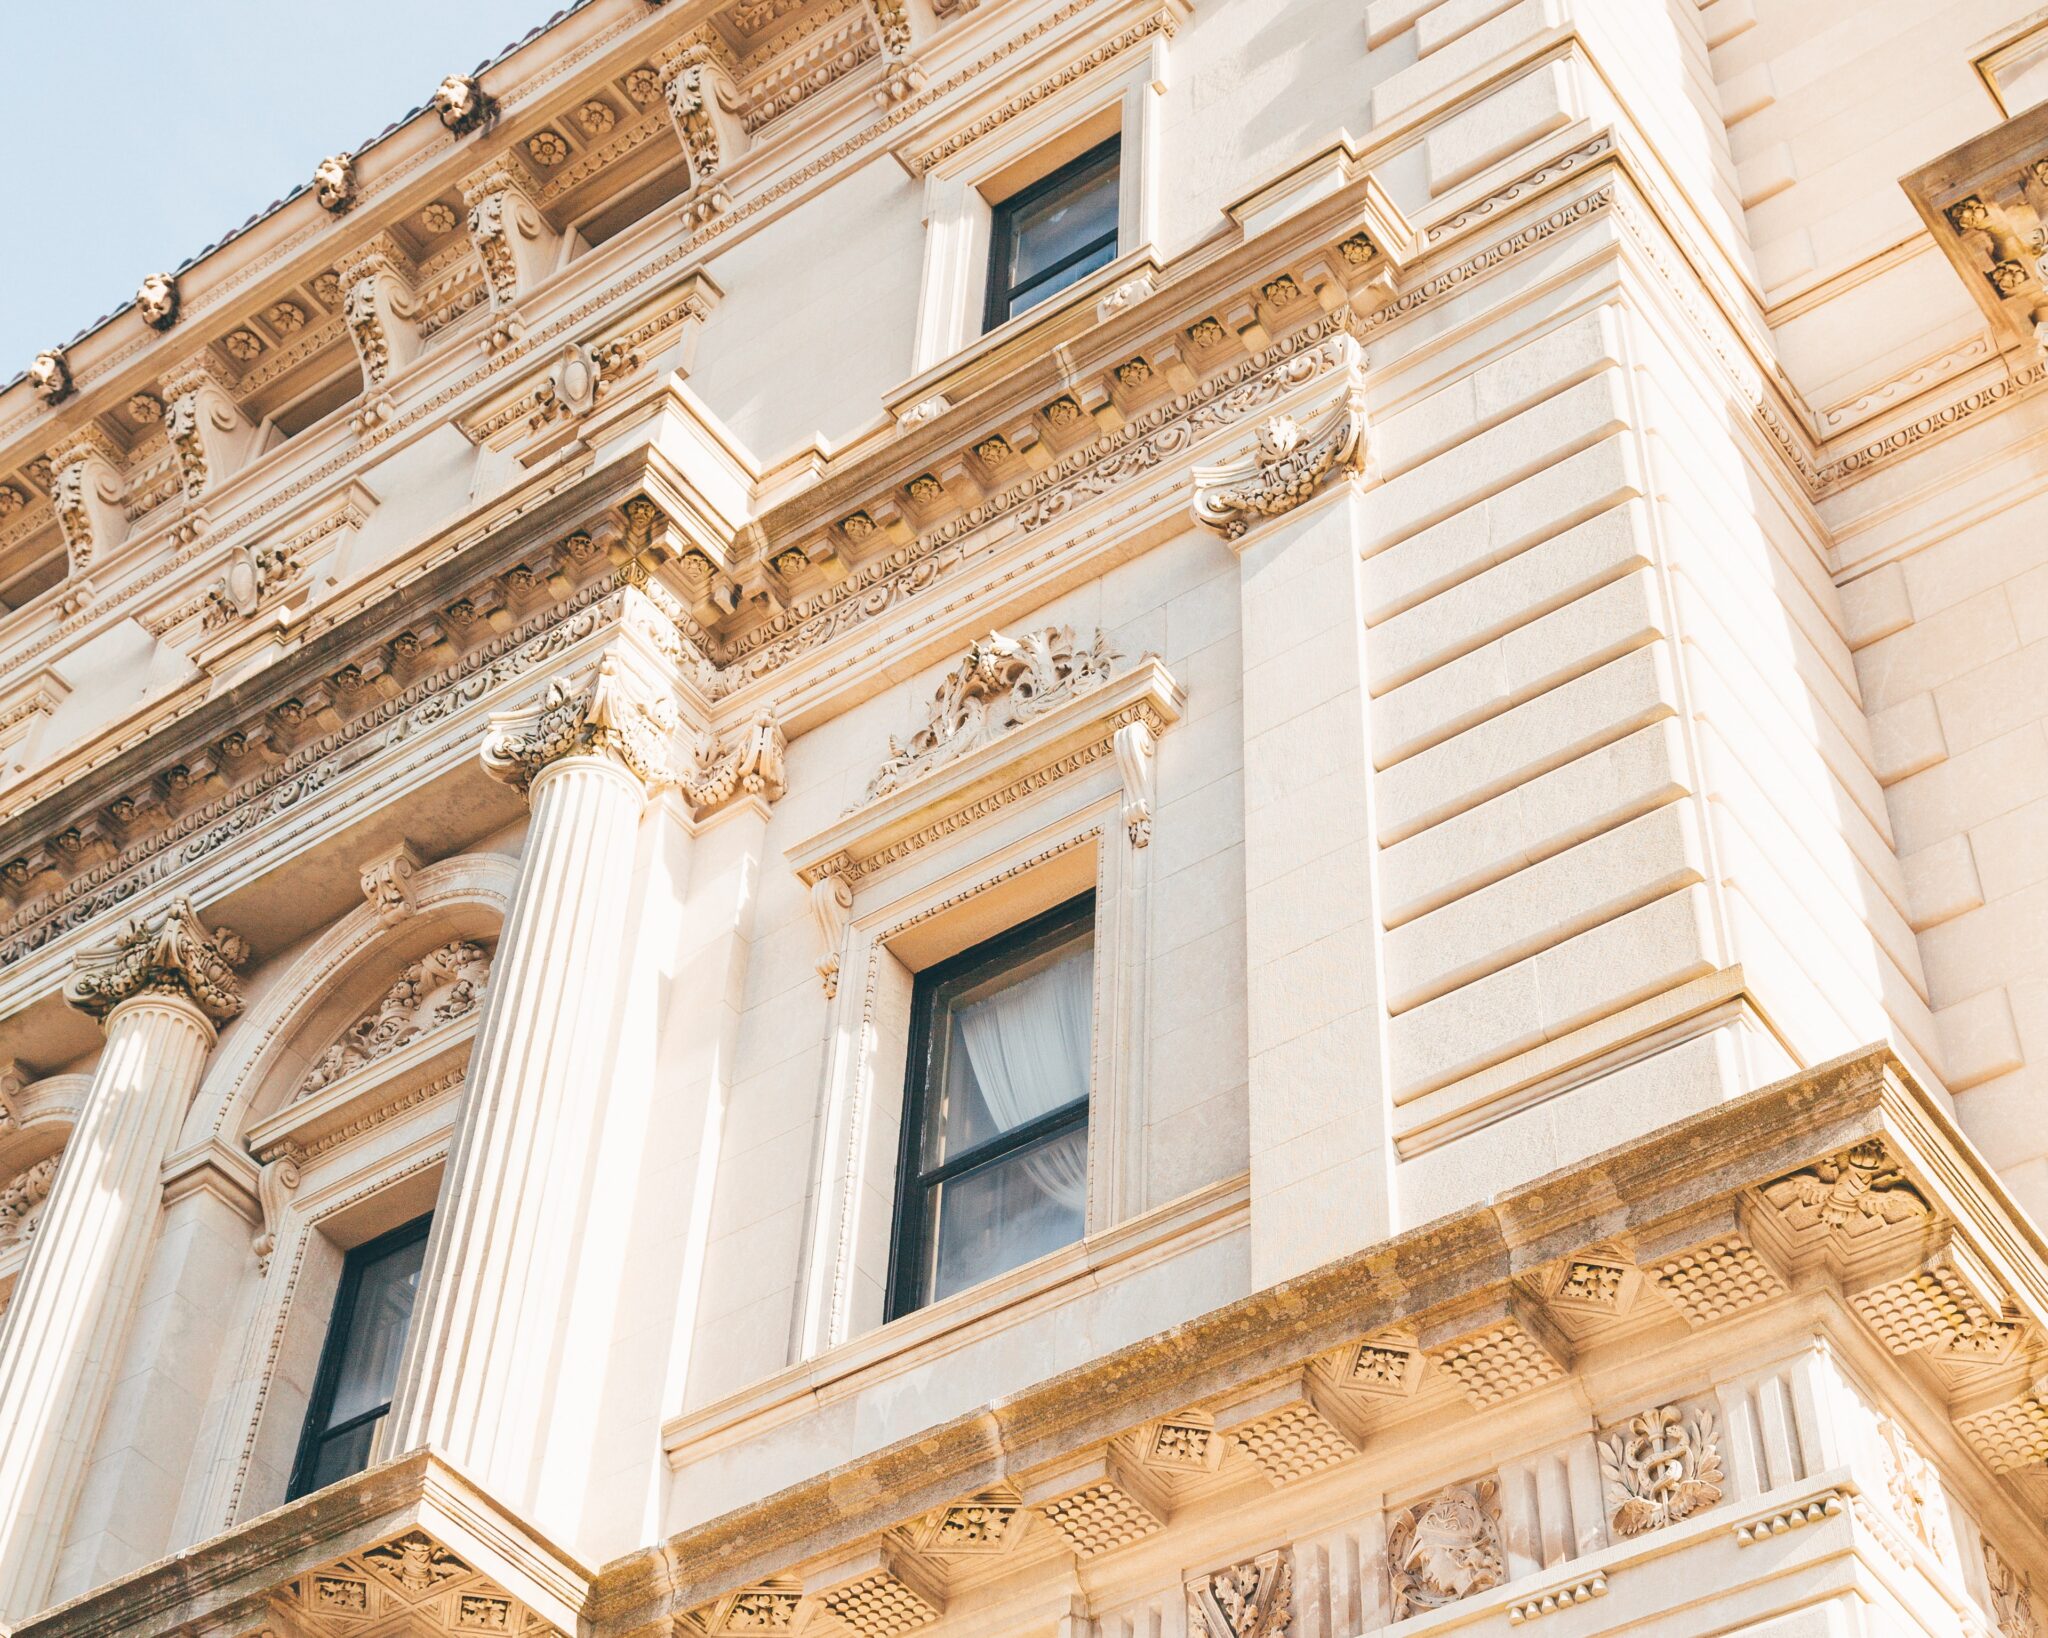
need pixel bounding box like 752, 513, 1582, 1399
1191, 342, 1368, 541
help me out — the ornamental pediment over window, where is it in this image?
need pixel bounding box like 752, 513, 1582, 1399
787, 625, 1184, 891
296, 938, 493, 1101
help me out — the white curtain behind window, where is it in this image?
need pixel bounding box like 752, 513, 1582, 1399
955, 949, 1091, 1212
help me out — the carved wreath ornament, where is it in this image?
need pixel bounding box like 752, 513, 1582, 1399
862, 626, 1119, 803
1599, 1403, 1724, 1537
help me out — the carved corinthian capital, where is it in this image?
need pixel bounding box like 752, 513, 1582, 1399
480, 654, 677, 793
63, 896, 251, 1024
1190, 350, 1368, 541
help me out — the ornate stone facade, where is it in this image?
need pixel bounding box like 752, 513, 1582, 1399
1, 5, 2047, 1638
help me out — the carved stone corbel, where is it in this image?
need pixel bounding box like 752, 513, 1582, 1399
866, 0, 927, 104
657, 32, 747, 196
1113, 718, 1156, 847
335, 234, 423, 390
1191, 345, 1368, 541
359, 842, 422, 925
61, 896, 251, 1024
461, 159, 562, 352
159, 353, 256, 505
0, 1060, 24, 1136
676, 715, 788, 814
809, 872, 853, 999
252, 1155, 300, 1276
47, 426, 126, 576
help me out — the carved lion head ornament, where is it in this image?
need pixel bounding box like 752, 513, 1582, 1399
313, 152, 358, 214
135, 271, 180, 331
27, 349, 71, 406
433, 73, 497, 137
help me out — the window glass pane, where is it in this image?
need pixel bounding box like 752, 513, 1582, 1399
920, 931, 1093, 1169
321, 1231, 427, 1428
304, 1422, 378, 1493
1003, 239, 1116, 322
921, 1125, 1088, 1304
1002, 162, 1119, 289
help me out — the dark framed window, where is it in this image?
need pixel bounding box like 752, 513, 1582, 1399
287, 1213, 431, 1499
886, 893, 1096, 1319
984, 138, 1121, 332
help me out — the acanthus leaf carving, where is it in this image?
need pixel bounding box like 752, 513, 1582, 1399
62, 895, 249, 1023
1598, 1404, 1724, 1537
479, 654, 676, 793
0, 1153, 58, 1249
252, 1154, 300, 1275
1187, 1551, 1292, 1638
1987, 1540, 2039, 1638
1191, 352, 1368, 541
861, 626, 1120, 803
1875, 1414, 1955, 1565
296, 938, 492, 1098
1112, 718, 1156, 847
659, 34, 746, 191
359, 843, 421, 926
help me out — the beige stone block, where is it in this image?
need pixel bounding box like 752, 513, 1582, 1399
1934, 640, 2048, 758
1369, 0, 1559, 124
1364, 438, 1641, 622
1855, 586, 2018, 714
1367, 372, 1632, 553
1415, 0, 1520, 55
1868, 692, 1946, 785
2006, 560, 2048, 646
1837, 561, 1912, 649
1374, 569, 1664, 764
1900, 833, 1983, 932
1936, 986, 2025, 1093
1379, 720, 1690, 925
1376, 309, 1622, 479
1376, 644, 1677, 844
1365, 0, 1438, 46
1383, 801, 1704, 1011
1369, 500, 1649, 693
1891, 724, 2048, 857
1389, 885, 1716, 1096
1424, 61, 1575, 193
1718, 61, 1776, 125
1736, 141, 1796, 208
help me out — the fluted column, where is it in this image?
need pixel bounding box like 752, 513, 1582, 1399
0, 899, 245, 1624
386, 657, 663, 1522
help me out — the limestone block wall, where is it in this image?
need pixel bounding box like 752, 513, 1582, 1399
1354, 211, 1935, 1223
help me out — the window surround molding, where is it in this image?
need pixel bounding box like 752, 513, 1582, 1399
785, 651, 1185, 1357
895, 7, 1179, 374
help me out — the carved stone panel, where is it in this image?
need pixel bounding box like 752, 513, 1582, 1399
1186, 1551, 1292, 1638
1387, 1480, 1504, 1619
297, 939, 491, 1098
1598, 1402, 1724, 1537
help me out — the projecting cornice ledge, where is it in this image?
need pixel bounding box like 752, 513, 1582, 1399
13, 1450, 594, 1638
590, 1045, 2048, 1637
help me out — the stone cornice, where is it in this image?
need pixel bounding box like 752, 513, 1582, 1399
586, 1046, 2037, 1633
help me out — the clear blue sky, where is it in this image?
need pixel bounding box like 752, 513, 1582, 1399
0, 0, 561, 370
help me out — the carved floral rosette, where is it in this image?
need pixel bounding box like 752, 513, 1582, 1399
297, 939, 492, 1098
861, 626, 1121, 804
62, 896, 250, 1023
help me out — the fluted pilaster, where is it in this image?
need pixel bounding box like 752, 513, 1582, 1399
0, 899, 242, 1623
386, 739, 649, 1519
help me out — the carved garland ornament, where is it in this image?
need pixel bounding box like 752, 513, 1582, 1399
1598, 1404, 1724, 1537
862, 626, 1119, 802
1190, 367, 1368, 541
62, 895, 250, 1023
296, 938, 492, 1098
